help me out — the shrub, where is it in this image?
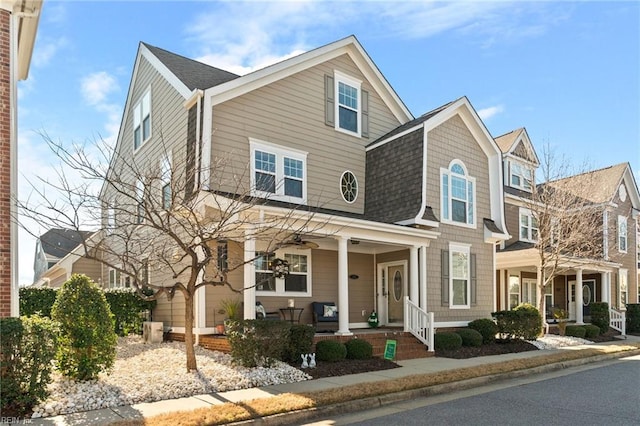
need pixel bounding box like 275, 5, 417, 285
468, 318, 498, 344
455, 328, 483, 347
565, 325, 587, 338
226, 319, 290, 367
0, 315, 58, 416
584, 324, 600, 338
315, 340, 347, 362
626, 304, 640, 333
284, 324, 315, 363
493, 303, 542, 340
19, 287, 58, 317
590, 302, 609, 334
104, 288, 156, 336
51, 274, 118, 381
434, 332, 462, 351
345, 338, 373, 359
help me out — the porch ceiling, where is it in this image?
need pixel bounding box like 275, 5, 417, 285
497, 249, 621, 273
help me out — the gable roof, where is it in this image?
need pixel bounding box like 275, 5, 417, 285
38, 229, 93, 259
142, 43, 239, 91
495, 127, 539, 165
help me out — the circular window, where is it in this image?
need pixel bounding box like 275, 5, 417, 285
582, 285, 591, 306
393, 270, 402, 301
340, 171, 358, 203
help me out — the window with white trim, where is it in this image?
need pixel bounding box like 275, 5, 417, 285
108, 268, 130, 289
508, 275, 520, 309
449, 243, 470, 308
619, 269, 628, 309
106, 201, 115, 234
161, 156, 172, 210
133, 90, 151, 150
250, 139, 307, 203
509, 161, 533, 191
519, 208, 538, 242
136, 179, 145, 224
255, 250, 311, 296
603, 210, 609, 259
335, 71, 361, 136
522, 278, 537, 307
441, 160, 476, 227
618, 215, 627, 253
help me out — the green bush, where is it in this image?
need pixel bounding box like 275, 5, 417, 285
104, 288, 156, 336
565, 325, 587, 338
584, 324, 600, 338
434, 332, 462, 351
345, 338, 373, 359
626, 304, 640, 333
284, 324, 315, 363
226, 319, 291, 367
0, 315, 58, 416
315, 340, 347, 362
51, 274, 118, 381
590, 302, 609, 334
493, 303, 542, 340
19, 287, 58, 317
468, 318, 498, 344
455, 328, 483, 347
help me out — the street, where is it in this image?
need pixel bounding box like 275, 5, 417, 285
305, 354, 640, 426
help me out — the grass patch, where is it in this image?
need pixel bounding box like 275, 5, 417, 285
113, 342, 640, 426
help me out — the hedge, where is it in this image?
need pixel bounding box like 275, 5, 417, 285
226, 319, 291, 367
626, 304, 640, 333
590, 302, 609, 334
492, 303, 542, 340
19, 287, 58, 317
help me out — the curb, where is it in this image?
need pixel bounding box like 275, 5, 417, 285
235, 348, 640, 426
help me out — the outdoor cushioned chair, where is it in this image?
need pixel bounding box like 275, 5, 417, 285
312, 301, 339, 331
256, 301, 280, 320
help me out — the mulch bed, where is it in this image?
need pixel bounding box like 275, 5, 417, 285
300, 357, 400, 379
435, 339, 538, 359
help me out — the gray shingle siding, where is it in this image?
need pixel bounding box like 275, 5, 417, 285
365, 128, 424, 223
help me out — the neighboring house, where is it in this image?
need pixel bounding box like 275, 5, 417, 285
100, 35, 508, 343
32, 229, 100, 288
495, 128, 639, 331
0, 0, 43, 317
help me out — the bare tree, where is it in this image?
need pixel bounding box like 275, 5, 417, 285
19, 134, 327, 371
523, 144, 606, 321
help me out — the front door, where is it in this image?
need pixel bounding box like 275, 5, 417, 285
377, 261, 407, 326
568, 281, 576, 321
582, 280, 595, 319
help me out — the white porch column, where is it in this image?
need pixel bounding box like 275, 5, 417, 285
575, 269, 584, 324
419, 246, 427, 310
499, 270, 505, 311
243, 229, 256, 320
336, 236, 352, 336
409, 246, 419, 305
601, 272, 610, 305
537, 265, 545, 320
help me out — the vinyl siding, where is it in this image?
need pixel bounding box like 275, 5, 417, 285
210, 54, 402, 214
609, 190, 638, 304
504, 201, 522, 246
71, 258, 102, 284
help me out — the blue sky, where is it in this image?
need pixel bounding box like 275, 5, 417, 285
18, 0, 639, 285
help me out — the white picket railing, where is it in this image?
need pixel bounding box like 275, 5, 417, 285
404, 297, 434, 352
609, 308, 626, 336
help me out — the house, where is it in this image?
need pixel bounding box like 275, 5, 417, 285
98, 35, 508, 345
495, 127, 639, 331
32, 229, 100, 288
0, 0, 43, 317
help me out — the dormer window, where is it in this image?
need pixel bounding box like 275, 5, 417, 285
510, 161, 532, 191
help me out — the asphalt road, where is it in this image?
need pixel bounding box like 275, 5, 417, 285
306, 354, 640, 426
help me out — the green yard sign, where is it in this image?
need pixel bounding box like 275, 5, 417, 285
383, 339, 397, 360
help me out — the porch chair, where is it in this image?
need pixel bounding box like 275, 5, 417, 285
312, 301, 339, 331
256, 301, 280, 320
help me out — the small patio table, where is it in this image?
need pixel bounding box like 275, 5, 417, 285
280, 307, 304, 324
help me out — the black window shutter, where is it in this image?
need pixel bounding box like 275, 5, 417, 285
441, 250, 449, 306
325, 74, 335, 126
470, 253, 477, 306
361, 89, 369, 138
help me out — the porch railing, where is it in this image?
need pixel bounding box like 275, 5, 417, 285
404, 297, 434, 352
609, 308, 626, 336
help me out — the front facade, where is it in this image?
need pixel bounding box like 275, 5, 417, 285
100, 36, 508, 342
496, 128, 639, 328
0, 0, 42, 317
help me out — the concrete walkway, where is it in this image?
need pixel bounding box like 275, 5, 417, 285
21, 336, 640, 426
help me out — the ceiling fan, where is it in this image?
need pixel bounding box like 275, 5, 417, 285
280, 234, 320, 249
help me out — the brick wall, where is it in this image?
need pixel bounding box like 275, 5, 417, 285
0, 9, 12, 317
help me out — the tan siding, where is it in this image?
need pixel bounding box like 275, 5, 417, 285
609, 191, 638, 304
344, 252, 375, 323
504, 201, 521, 246
71, 258, 102, 284
153, 291, 185, 328
211, 54, 402, 214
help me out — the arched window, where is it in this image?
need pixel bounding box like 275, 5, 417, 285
440, 160, 475, 226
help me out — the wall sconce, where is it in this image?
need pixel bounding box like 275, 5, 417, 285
349, 274, 359, 280
288, 299, 295, 308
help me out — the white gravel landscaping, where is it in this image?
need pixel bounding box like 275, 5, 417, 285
31, 336, 311, 418
527, 334, 594, 350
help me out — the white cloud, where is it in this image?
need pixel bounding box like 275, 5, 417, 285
80, 72, 122, 145
477, 105, 505, 120
32, 37, 68, 67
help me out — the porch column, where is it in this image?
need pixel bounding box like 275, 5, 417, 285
601, 272, 610, 305
409, 246, 419, 305
575, 269, 584, 324
419, 246, 427, 310
336, 236, 352, 336
243, 228, 256, 320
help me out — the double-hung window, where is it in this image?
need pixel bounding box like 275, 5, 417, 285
109, 268, 129, 288
335, 71, 361, 136
161, 156, 172, 210
106, 201, 116, 234
449, 243, 470, 308
441, 160, 475, 227
619, 269, 628, 309
618, 215, 627, 253
508, 275, 521, 309
250, 139, 307, 203
136, 179, 145, 224
510, 161, 532, 191
519, 208, 538, 242
255, 250, 311, 296
133, 90, 151, 150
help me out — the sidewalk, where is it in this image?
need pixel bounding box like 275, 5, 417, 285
23, 335, 640, 426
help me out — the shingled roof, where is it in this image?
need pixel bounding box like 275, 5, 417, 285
39, 229, 93, 259
545, 163, 629, 204
142, 43, 240, 91
494, 128, 524, 153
